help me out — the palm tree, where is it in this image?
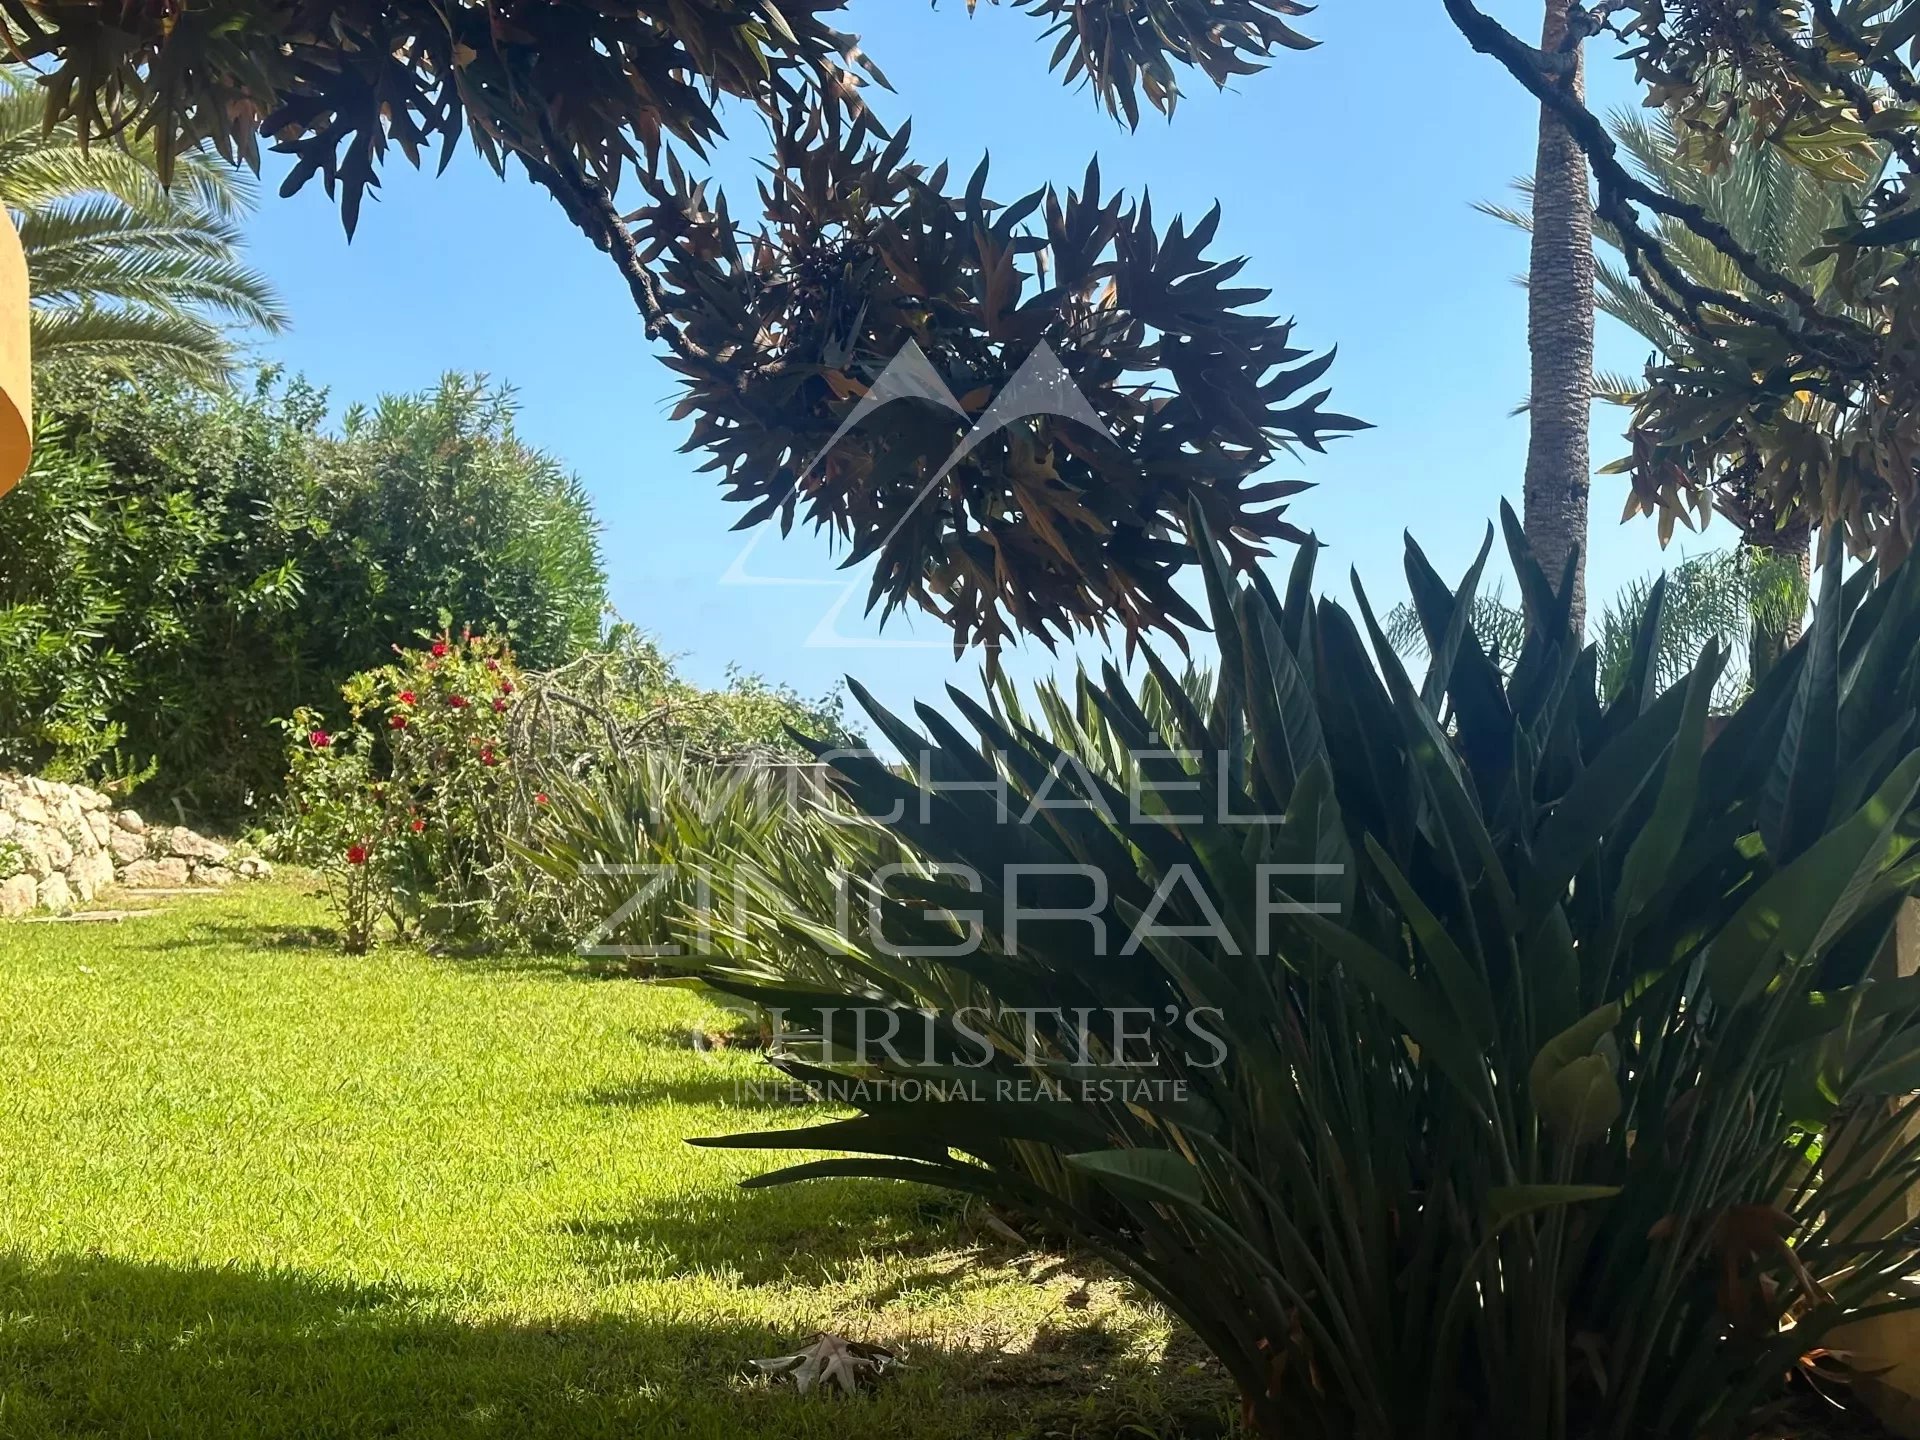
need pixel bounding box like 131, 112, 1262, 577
1385, 546, 1806, 706
1483, 105, 1882, 676
1522, 0, 1596, 638
0, 73, 286, 388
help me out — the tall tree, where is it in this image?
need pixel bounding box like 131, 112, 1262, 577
0, 73, 285, 388
1483, 105, 1876, 673
1523, 0, 1596, 635
1441, 0, 1920, 585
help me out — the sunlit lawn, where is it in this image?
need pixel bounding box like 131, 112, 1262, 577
0, 881, 1228, 1439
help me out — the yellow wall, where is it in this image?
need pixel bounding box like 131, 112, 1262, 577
0, 207, 31, 498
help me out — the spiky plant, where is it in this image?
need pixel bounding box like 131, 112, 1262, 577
1387, 547, 1809, 704
689, 507, 1920, 1440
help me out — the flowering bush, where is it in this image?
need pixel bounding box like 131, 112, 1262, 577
281, 628, 533, 948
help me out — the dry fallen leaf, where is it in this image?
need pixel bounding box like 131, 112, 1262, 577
750, 1333, 900, 1395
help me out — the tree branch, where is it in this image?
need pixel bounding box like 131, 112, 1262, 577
1759, 2, 1920, 176
1810, 0, 1920, 108
1441, 0, 1877, 369
511, 113, 733, 383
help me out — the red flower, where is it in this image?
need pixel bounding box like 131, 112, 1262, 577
398, 691, 416, 706
389, 714, 408, 730
492, 698, 507, 713
309, 730, 331, 749
448, 695, 469, 709
409, 818, 426, 833
485, 659, 500, 672
499, 679, 515, 695
480, 746, 497, 766
534, 792, 549, 806
430, 640, 449, 659
346, 843, 369, 866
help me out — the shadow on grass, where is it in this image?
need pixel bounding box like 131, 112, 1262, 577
563, 1179, 974, 1291
0, 1251, 1233, 1440
127, 919, 340, 953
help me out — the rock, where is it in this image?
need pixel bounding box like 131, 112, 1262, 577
108, 827, 147, 865
15, 829, 53, 881
75, 786, 109, 811
193, 865, 237, 888
65, 852, 113, 903
0, 873, 35, 917
12, 795, 49, 828
36, 872, 72, 913
53, 795, 88, 846
84, 811, 111, 848
168, 828, 229, 864
42, 830, 72, 873
235, 856, 274, 880
121, 857, 190, 889
113, 809, 145, 835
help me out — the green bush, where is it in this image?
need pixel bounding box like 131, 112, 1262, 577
279, 627, 853, 953
283, 628, 528, 950
0, 370, 607, 817
693, 508, 1920, 1440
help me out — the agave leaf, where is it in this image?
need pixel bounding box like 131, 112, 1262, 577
1066, 1147, 1208, 1207
1761, 535, 1843, 864
1707, 750, 1920, 1006
1521, 674, 1697, 930
1364, 835, 1497, 1045
1614, 641, 1722, 931
1487, 1184, 1622, 1228
1404, 524, 1495, 717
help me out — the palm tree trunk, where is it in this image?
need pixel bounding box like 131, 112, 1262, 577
1523, 0, 1596, 637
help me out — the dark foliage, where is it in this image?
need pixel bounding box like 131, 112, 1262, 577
691, 510, 1920, 1439
632, 114, 1359, 654
0, 370, 606, 815
5, 0, 1351, 655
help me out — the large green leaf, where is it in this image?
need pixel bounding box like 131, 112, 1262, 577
1066, 1148, 1208, 1207
1707, 751, 1920, 1006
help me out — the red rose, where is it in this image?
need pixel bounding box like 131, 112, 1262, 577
346, 843, 368, 866
534, 792, 549, 806
485, 659, 499, 672
430, 641, 449, 658
492, 698, 507, 713
409, 818, 425, 833
390, 714, 408, 730
398, 691, 416, 706
480, 746, 497, 766
448, 695, 469, 709
499, 679, 515, 695
309, 730, 331, 749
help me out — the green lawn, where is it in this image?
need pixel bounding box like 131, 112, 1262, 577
0, 881, 1228, 1439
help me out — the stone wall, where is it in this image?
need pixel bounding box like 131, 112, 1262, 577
0, 774, 269, 917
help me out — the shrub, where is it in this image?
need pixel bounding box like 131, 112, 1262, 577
280, 628, 853, 953
516, 747, 854, 972
0, 370, 607, 818
695, 508, 1920, 1440
283, 629, 528, 947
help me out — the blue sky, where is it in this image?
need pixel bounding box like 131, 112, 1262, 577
241, 0, 1709, 721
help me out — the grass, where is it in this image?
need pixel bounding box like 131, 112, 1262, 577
0, 880, 1230, 1439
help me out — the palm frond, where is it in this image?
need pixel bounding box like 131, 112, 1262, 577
0, 66, 281, 387
29, 303, 242, 389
